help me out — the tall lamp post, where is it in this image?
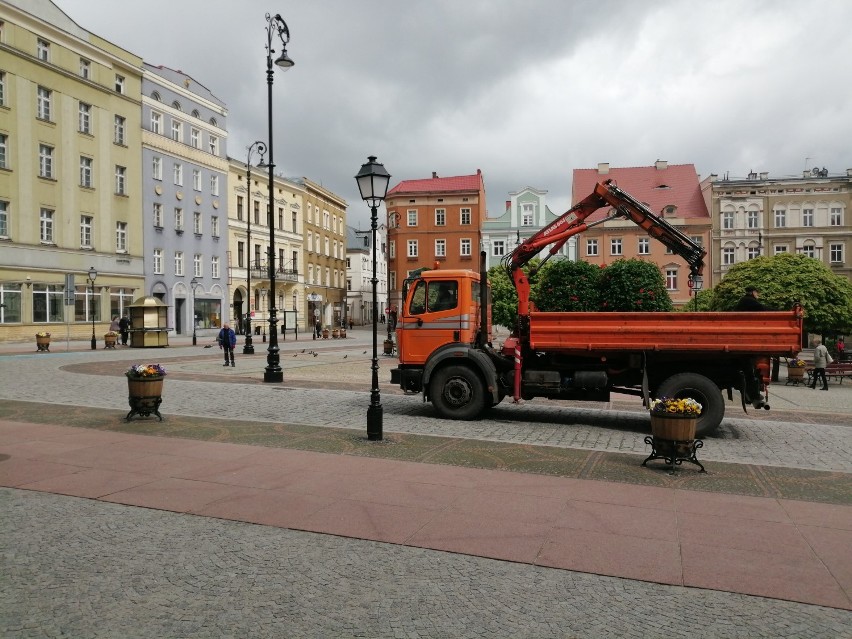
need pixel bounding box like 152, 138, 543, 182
262, 12, 294, 383
355, 156, 391, 440
190, 277, 199, 345
87, 266, 97, 350
244, 140, 267, 355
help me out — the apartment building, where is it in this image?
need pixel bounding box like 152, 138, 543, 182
572, 161, 712, 306
0, 0, 144, 342
142, 64, 228, 339
385, 170, 486, 310
346, 224, 387, 326
708, 168, 851, 284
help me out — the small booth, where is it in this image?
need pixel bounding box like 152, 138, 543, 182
128, 296, 170, 348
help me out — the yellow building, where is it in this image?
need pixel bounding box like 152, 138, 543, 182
0, 0, 145, 342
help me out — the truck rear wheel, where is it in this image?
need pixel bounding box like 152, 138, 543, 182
430, 365, 486, 420
656, 373, 724, 437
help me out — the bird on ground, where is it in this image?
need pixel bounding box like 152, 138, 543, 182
363, 350, 367, 354
204, 344, 213, 349
343, 354, 348, 359
313, 352, 318, 357
301, 349, 305, 353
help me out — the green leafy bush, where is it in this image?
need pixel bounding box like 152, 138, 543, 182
531, 259, 601, 311
597, 259, 672, 312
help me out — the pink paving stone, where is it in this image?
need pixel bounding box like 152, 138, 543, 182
39, 443, 146, 472
190, 462, 303, 490
193, 487, 337, 527
21, 467, 157, 499
445, 488, 567, 526
1, 439, 103, 459
470, 472, 588, 499
678, 510, 813, 556
344, 479, 465, 511
798, 525, 852, 597
537, 527, 683, 585
272, 469, 376, 500
779, 499, 852, 531
0, 457, 85, 487
99, 477, 252, 513
560, 479, 676, 511
176, 441, 266, 462
407, 510, 553, 563
298, 498, 438, 544
0, 421, 74, 444
105, 435, 215, 456
36, 428, 133, 447
681, 542, 851, 610
554, 499, 680, 542
674, 490, 791, 522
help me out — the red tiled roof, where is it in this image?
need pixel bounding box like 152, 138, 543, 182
388, 171, 483, 195
572, 163, 708, 222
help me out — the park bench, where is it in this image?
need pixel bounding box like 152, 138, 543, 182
806, 362, 852, 385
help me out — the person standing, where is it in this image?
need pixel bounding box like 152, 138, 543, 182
109, 315, 121, 333
218, 323, 236, 367
734, 286, 766, 311
810, 337, 833, 390
118, 315, 130, 346
838, 337, 846, 362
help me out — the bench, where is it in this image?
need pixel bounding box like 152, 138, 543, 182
806, 362, 852, 385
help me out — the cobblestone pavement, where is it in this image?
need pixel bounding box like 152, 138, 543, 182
3, 489, 850, 639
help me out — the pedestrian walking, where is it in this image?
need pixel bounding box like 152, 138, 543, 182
218, 323, 237, 367
810, 337, 833, 390
109, 316, 121, 333
118, 315, 130, 345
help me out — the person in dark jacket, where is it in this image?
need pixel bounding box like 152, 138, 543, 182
734, 286, 766, 311
118, 315, 130, 345
218, 323, 236, 367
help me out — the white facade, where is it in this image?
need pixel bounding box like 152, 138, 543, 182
346, 225, 388, 325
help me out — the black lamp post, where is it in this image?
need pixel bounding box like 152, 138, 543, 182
355, 156, 391, 440
244, 140, 267, 355
190, 277, 199, 345
262, 12, 294, 383
87, 266, 97, 350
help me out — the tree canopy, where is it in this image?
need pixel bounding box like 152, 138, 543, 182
597, 259, 673, 312
531, 260, 601, 311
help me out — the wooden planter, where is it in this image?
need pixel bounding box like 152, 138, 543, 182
383, 339, 395, 355
650, 413, 697, 441
644, 413, 705, 472
339, 328, 346, 338
322, 329, 330, 339
104, 335, 118, 349
787, 367, 805, 380
332, 328, 340, 339
35, 336, 51, 352
126, 376, 164, 422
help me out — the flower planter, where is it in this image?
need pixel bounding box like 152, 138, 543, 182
649, 414, 697, 441
339, 328, 347, 339
322, 328, 330, 339
643, 413, 705, 473
383, 339, 395, 355
104, 334, 118, 349
126, 376, 164, 422
36, 335, 51, 352
332, 328, 340, 339
786, 366, 805, 385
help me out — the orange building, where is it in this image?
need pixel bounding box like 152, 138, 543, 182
572, 161, 712, 306
385, 170, 486, 310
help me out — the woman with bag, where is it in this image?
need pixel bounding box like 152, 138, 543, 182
810, 337, 833, 390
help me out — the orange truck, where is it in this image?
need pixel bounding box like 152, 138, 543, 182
390, 180, 803, 436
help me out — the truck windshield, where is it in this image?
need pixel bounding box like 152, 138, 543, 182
409, 280, 458, 315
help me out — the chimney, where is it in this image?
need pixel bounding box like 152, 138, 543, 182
655, 160, 668, 170
597, 162, 609, 174
759, 172, 768, 180
432, 171, 438, 179
803, 170, 810, 178
709, 173, 718, 182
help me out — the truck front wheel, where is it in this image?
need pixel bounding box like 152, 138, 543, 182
656, 372, 724, 437
430, 365, 486, 420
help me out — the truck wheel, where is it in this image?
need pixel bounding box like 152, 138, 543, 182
656, 373, 724, 437
430, 365, 486, 420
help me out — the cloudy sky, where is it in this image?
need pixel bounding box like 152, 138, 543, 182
53, 0, 852, 228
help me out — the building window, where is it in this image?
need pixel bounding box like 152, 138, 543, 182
586, 239, 598, 256
747, 210, 760, 229
78, 102, 91, 134
210, 175, 219, 196
211, 256, 220, 279
174, 208, 183, 232
0, 282, 22, 323
37, 38, 50, 61
151, 111, 162, 134
774, 245, 788, 255
114, 115, 126, 145
0, 201, 8, 238
830, 243, 844, 263
493, 240, 505, 257
435, 239, 446, 257
460, 208, 471, 225
79, 58, 90, 79
33, 284, 65, 323
0, 133, 6, 169
237, 242, 244, 268
211, 216, 219, 237
109, 287, 134, 319
173, 163, 183, 186
115, 166, 126, 195
37, 86, 52, 120
153, 203, 163, 228
435, 209, 446, 226
80, 215, 93, 248
190, 128, 200, 148
747, 245, 761, 260
174, 251, 184, 276
407, 210, 418, 226
153, 249, 163, 274
722, 246, 735, 266
0, 72, 5, 106
389, 240, 395, 259
610, 238, 622, 256
522, 203, 534, 226
209, 135, 219, 155
194, 254, 202, 277
114, 74, 125, 94
236, 196, 244, 221
80, 156, 93, 188
171, 119, 182, 142
292, 211, 297, 232
638, 237, 650, 254
38, 145, 53, 178
193, 211, 202, 234
460, 238, 471, 256
802, 208, 814, 227
830, 207, 842, 226
40, 208, 54, 243
722, 211, 734, 229
665, 269, 677, 291
192, 169, 200, 191
774, 208, 786, 228
151, 156, 162, 180
407, 240, 418, 258
115, 222, 127, 252
801, 244, 815, 258
253, 201, 260, 225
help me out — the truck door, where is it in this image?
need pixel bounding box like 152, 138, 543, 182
399, 279, 463, 364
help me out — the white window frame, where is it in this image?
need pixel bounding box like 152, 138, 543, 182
153, 249, 163, 274
460, 238, 472, 256
174, 251, 184, 276
407, 210, 417, 226
211, 216, 219, 237
37, 87, 52, 120
830, 208, 842, 226
747, 210, 759, 229
78, 102, 91, 134
0, 133, 5, 169
774, 208, 786, 228
389, 240, 395, 259
460, 208, 471, 225
152, 156, 162, 180
173, 163, 183, 186
79, 58, 91, 79
193, 254, 202, 277
80, 156, 93, 188
80, 215, 93, 248
492, 240, 505, 257
0, 200, 8, 238
153, 203, 163, 228
801, 244, 816, 258
190, 127, 200, 148
747, 245, 761, 260
174, 208, 183, 232
586, 239, 598, 256
722, 246, 735, 266
830, 243, 844, 263
774, 245, 788, 255
114, 115, 126, 145
209, 136, 219, 155
610, 238, 622, 256
407, 239, 418, 258
171, 119, 182, 142
210, 175, 219, 196
151, 111, 162, 134
193, 211, 202, 234
211, 256, 220, 279
39, 144, 53, 178
665, 269, 678, 291
115, 222, 127, 252
435, 209, 446, 226
522, 203, 534, 226
37, 39, 50, 61
192, 169, 201, 191
114, 74, 125, 94
722, 211, 734, 229
802, 208, 814, 227
115, 166, 126, 195
40, 208, 54, 243
435, 239, 446, 257
638, 237, 650, 255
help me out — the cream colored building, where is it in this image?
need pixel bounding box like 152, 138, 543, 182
0, 0, 144, 342
227, 157, 305, 336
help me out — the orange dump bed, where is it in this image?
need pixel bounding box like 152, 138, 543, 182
528, 310, 801, 356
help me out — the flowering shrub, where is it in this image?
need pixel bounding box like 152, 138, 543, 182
125, 364, 167, 379
35, 331, 51, 338
649, 397, 702, 416
787, 358, 807, 368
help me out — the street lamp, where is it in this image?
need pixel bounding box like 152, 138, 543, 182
87, 266, 97, 350
244, 140, 267, 355
355, 156, 391, 440
190, 277, 199, 345
262, 12, 294, 383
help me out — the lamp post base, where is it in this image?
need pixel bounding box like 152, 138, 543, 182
192, 333, 197, 346
263, 368, 283, 383
90, 335, 96, 350
243, 343, 255, 355
367, 403, 383, 440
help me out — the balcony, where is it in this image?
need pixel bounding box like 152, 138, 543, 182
249, 260, 299, 282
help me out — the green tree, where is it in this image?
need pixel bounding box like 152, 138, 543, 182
677, 288, 714, 311
598, 259, 673, 311
531, 259, 601, 311
486, 264, 520, 330
711, 254, 852, 334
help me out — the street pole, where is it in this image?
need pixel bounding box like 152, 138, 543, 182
244, 141, 266, 355
87, 266, 97, 350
